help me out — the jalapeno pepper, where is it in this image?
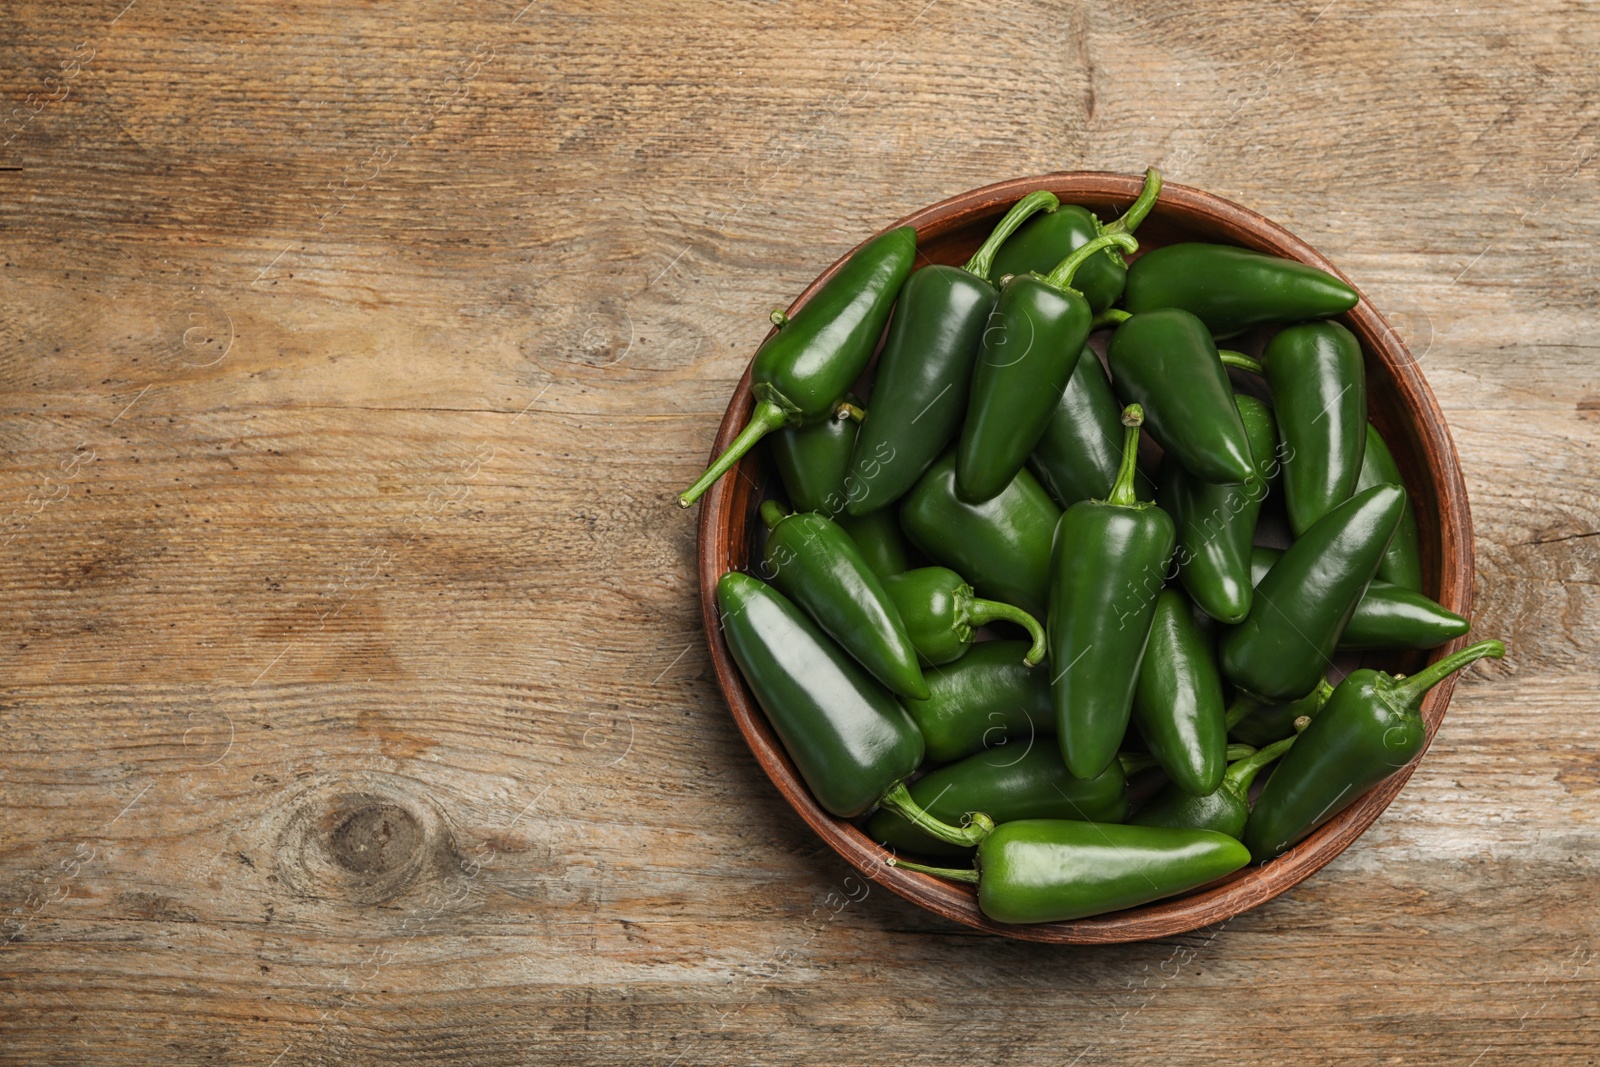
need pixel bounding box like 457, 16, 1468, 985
899, 452, 1061, 620
903, 640, 1053, 764
891, 820, 1251, 924
1219, 483, 1405, 702
1130, 589, 1229, 796
883, 566, 1046, 666
867, 745, 1130, 860
1122, 242, 1359, 339
835, 507, 914, 579
846, 191, 1060, 516
1106, 308, 1256, 485
769, 397, 862, 515
989, 168, 1163, 313
1132, 725, 1305, 838
1265, 321, 1368, 536
1048, 404, 1177, 780
1355, 423, 1424, 591
956, 232, 1139, 503
1029, 345, 1156, 507
760, 501, 928, 700
1244, 639, 1506, 862
679, 226, 916, 507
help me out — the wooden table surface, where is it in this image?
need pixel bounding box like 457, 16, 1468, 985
2, 1, 1596, 1063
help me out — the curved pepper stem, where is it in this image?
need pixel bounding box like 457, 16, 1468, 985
961, 594, 1048, 665
679, 399, 791, 508
1105, 404, 1145, 507
1223, 731, 1298, 794
962, 189, 1061, 283
1102, 167, 1162, 237
1042, 231, 1139, 293
1224, 694, 1262, 731
1387, 639, 1505, 709
759, 499, 790, 529
1218, 350, 1265, 374
878, 781, 996, 848
887, 856, 981, 884
1091, 307, 1132, 331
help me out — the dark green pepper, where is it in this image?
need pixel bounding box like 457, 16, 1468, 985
899, 452, 1061, 620
883, 566, 1046, 666
1159, 393, 1279, 624
1029, 345, 1156, 507
1122, 242, 1359, 339
1219, 484, 1405, 702
989, 168, 1163, 313
1048, 405, 1177, 779
768, 397, 862, 514
1244, 639, 1505, 862
891, 820, 1251, 924
902, 640, 1053, 764
867, 745, 1129, 860
835, 507, 913, 579
1355, 423, 1424, 591
846, 191, 1060, 516
680, 226, 916, 506
1266, 321, 1368, 536
1130, 589, 1229, 796
760, 501, 928, 700
956, 232, 1139, 503
1132, 727, 1303, 837
1106, 308, 1255, 485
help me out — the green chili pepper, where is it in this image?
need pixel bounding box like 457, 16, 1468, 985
1266, 321, 1368, 536
1229, 677, 1334, 748
1029, 345, 1157, 508
1132, 724, 1305, 837
679, 226, 916, 507
883, 566, 1046, 666
899, 452, 1061, 620
845, 192, 1060, 516
1159, 394, 1279, 624
835, 507, 913, 579
989, 168, 1163, 313
1219, 484, 1405, 702
867, 745, 1129, 860
1106, 308, 1255, 485
1355, 423, 1424, 591
1048, 404, 1177, 779
1130, 589, 1229, 796
1244, 639, 1506, 862
902, 640, 1053, 764
760, 501, 928, 700
769, 398, 862, 514
955, 232, 1140, 503
1122, 242, 1360, 339
891, 820, 1251, 924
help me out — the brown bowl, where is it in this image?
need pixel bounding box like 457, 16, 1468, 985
695, 172, 1474, 943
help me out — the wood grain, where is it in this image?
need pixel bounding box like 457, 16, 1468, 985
1, 0, 1596, 1061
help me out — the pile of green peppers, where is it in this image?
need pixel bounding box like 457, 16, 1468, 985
684, 169, 1505, 927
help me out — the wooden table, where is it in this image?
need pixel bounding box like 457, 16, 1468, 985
2, 1, 1595, 1062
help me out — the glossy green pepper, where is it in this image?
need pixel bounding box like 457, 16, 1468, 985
1048, 405, 1177, 779
680, 226, 916, 506
956, 232, 1140, 503
883, 566, 1046, 666
1122, 243, 1360, 339
899, 452, 1061, 620
835, 507, 913, 579
867, 745, 1130, 860
1106, 308, 1255, 485
989, 168, 1163, 313
846, 191, 1060, 516
1029, 345, 1156, 507
891, 820, 1251, 924
1132, 727, 1303, 837
1355, 423, 1424, 591
1219, 484, 1405, 702
1159, 393, 1279, 624
902, 640, 1053, 763
1130, 589, 1229, 796
768, 397, 862, 515
1244, 639, 1505, 862
760, 501, 928, 700
1266, 321, 1368, 536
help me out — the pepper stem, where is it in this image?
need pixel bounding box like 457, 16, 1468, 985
1219, 350, 1265, 374
1223, 732, 1298, 794
759, 499, 790, 529
678, 399, 791, 508
962, 189, 1060, 282
888, 856, 981, 884
878, 782, 996, 848
1091, 307, 1132, 330
1102, 167, 1162, 236
1105, 404, 1145, 507
1042, 232, 1139, 293
961, 594, 1047, 665
835, 400, 867, 423
1224, 694, 1262, 731
770, 309, 790, 328
1387, 639, 1506, 709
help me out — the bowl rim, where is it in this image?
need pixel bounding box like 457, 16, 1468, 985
694, 171, 1475, 944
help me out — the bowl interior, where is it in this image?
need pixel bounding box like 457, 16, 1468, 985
696, 173, 1474, 943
